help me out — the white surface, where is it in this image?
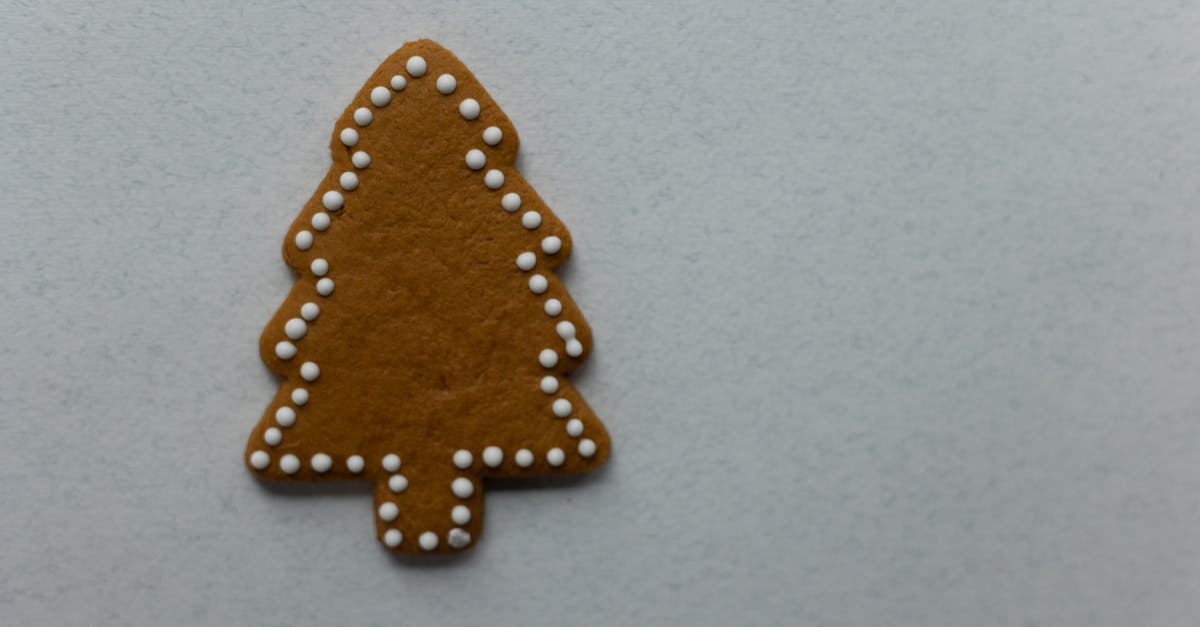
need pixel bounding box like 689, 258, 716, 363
2, 2, 1200, 625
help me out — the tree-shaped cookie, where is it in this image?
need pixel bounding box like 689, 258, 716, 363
244, 40, 610, 554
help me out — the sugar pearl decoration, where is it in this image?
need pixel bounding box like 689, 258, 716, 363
274, 341, 296, 360
419, 531, 438, 551
516, 252, 536, 271
280, 454, 300, 475
406, 56, 427, 77
382, 453, 401, 472
346, 455, 364, 473
353, 107, 373, 126
465, 149, 486, 170
521, 211, 541, 229
322, 191, 343, 211
436, 73, 457, 94
547, 447, 565, 467
459, 98, 480, 120
578, 439, 597, 458
388, 474, 409, 493
538, 349, 558, 368
339, 128, 359, 147
484, 169, 505, 189
378, 502, 399, 522
352, 151, 371, 169
275, 406, 296, 427
316, 278, 334, 296
540, 376, 559, 394
501, 193, 521, 212
528, 274, 548, 294
566, 339, 584, 357
542, 236, 562, 255
515, 449, 534, 468
453, 449, 473, 469
311, 212, 331, 231
249, 450, 270, 469
451, 504, 471, 525
390, 75, 406, 90
447, 528, 471, 549
482, 126, 502, 145
291, 388, 309, 406
553, 398, 572, 418
311, 453, 332, 473
310, 258, 329, 276
300, 302, 319, 321
370, 86, 392, 107
482, 446, 503, 467
556, 321, 576, 339
566, 418, 584, 437
295, 230, 313, 250
300, 361, 320, 381
544, 299, 563, 317
284, 318, 306, 340
451, 477, 475, 498
340, 171, 358, 190
384, 529, 402, 547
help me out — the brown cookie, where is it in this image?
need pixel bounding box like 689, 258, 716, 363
244, 39, 610, 554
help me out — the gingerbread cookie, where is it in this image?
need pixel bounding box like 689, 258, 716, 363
244, 40, 610, 554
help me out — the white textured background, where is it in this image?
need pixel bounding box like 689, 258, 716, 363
2, 1, 1199, 625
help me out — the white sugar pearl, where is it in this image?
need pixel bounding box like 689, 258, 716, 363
419, 531, 438, 551
566, 418, 584, 437
521, 211, 541, 229
547, 447, 565, 467
353, 107, 373, 126
390, 75, 407, 90
346, 455, 364, 473
542, 236, 562, 255
339, 128, 359, 147
316, 278, 334, 296
275, 406, 296, 427
311, 212, 331, 231
553, 398, 572, 418
515, 449, 534, 468
310, 258, 329, 277
484, 169, 505, 189
382, 453, 401, 472
516, 252, 536, 271
378, 502, 399, 522
482, 446, 503, 467
540, 376, 559, 394
528, 274, 548, 294
436, 73, 456, 94
453, 449, 473, 469
249, 450, 270, 469
370, 86, 392, 107
465, 149, 486, 170
311, 453, 332, 473
406, 56, 427, 77
447, 528, 471, 549
566, 339, 584, 357
294, 230, 313, 250
578, 439, 597, 458
284, 318, 306, 340
459, 98, 480, 120
290, 388, 309, 406
300, 361, 320, 381
544, 298, 563, 317
451, 477, 474, 498
388, 474, 409, 493
351, 151, 371, 169
501, 193, 521, 212
383, 529, 402, 547
538, 349, 558, 369
300, 302, 319, 321
451, 505, 471, 525
556, 321, 576, 339
280, 454, 300, 474
482, 126, 502, 145
274, 341, 296, 360
340, 171, 358, 190
322, 190, 343, 211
